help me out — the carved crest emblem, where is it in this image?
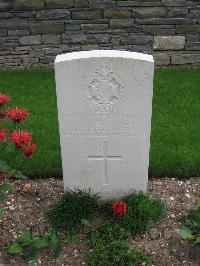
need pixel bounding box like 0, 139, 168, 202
83, 65, 126, 113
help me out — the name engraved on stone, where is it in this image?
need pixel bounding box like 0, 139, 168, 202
88, 141, 122, 185
83, 65, 126, 113
63, 113, 138, 137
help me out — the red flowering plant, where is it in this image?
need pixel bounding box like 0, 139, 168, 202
112, 199, 128, 217
0, 93, 37, 180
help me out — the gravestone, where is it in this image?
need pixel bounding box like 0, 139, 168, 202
55, 50, 154, 198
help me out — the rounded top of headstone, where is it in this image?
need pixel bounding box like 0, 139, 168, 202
55, 50, 154, 64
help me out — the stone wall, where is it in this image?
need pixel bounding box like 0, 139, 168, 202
0, 0, 199, 67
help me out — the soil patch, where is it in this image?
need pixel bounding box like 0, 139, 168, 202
0, 177, 200, 265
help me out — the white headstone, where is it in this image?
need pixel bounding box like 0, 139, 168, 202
55, 50, 154, 198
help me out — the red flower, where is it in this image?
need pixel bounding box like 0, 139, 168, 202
0, 93, 10, 106
23, 143, 37, 160
10, 130, 32, 148
112, 200, 128, 217
7, 107, 29, 123
0, 130, 7, 141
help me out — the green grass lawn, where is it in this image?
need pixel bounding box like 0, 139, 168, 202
0, 68, 199, 178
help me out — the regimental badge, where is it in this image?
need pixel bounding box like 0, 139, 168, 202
83, 65, 126, 113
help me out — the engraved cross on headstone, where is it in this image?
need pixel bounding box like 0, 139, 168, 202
88, 141, 122, 185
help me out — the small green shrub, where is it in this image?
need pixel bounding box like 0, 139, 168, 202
83, 220, 130, 246
101, 192, 166, 236
8, 229, 75, 264
46, 188, 99, 231
84, 220, 153, 266
119, 193, 166, 236
179, 200, 200, 244
87, 238, 153, 266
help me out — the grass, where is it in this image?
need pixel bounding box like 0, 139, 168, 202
0, 67, 199, 178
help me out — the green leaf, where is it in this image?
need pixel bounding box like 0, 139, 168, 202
4, 142, 14, 154
50, 229, 59, 245
0, 159, 10, 171
179, 227, 194, 240
28, 246, 38, 261
194, 235, 200, 244
53, 243, 62, 259
7, 170, 26, 179
8, 242, 22, 254
0, 193, 6, 202
19, 231, 33, 245
28, 260, 37, 266
33, 236, 50, 249
13, 171, 27, 180
180, 211, 188, 220
81, 219, 92, 228
63, 234, 76, 244
0, 183, 13, 192
0, 208, 4, 219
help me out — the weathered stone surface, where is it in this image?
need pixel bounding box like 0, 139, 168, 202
29, 21, 65, 34
29, 49, 44, 57
154, 53, 170, 65
0, 0, 199, 67
0, 12, 12, 19
162, 0, 186, 7
55, 50, 154, 197
74, 0, 88, 8
186, 34, 199, 44
171, 53, 200, 64
186, 42, 200, 50
81, 24, 108, 30
0, 19, 28, 29
137, 25, 176, 35
104, 10, 131, 18
11, 11, 36, 18
44, 47, 62, 55
19, 35, 41, 45
153, 36, 185, 50
121, 35, 153, 45
45, 0, 74, 8
12, 0, 45, 10
135, 18, 189, 24
176, 25, 200, 33
72, 11, 102, 20
0, 30, 7, 36
110, 19, 135, 28
40, 55, 55, 64
0, 0, 11, 11
62, 33, 110, 44
117, 1, 161, 7
65, 24, 81, 31
89, 1, 116, 9
42, 34, 61, 44
22, 56, 39, 65
8, 30, 29, 36
36, 9, 70, 20
133, 7, 166, 17
167, 7, 188, 17
80, 44, 99, 50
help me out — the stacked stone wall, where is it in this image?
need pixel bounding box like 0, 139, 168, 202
0, 0, 199, 67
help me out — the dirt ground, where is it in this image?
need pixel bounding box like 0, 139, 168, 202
0, 177, 200, 266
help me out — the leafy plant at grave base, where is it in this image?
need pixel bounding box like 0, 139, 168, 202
179, 200, 200, 244
101, 192, 166, 237
46, 188, 99, 231
8, 228, 76, 264
0, 181, 13, 219
0, 92, 37, 179
82, 220, 153, 266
